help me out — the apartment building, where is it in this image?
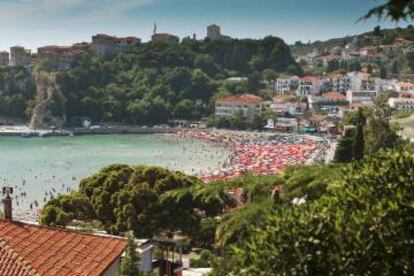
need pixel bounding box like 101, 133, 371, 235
10, 46, 31, 67
37, 43, 90, 69
92, 34, 141, 57
321, 73, 351, 93
275, 76, 299, 94
346, 90, 378, 105
215, 94, 262, 123
395, 81, 414, 96
388, 97, 414, 110
296, 77, 321, 96
309, 92, 348, 113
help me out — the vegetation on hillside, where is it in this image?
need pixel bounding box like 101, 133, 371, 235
55, 37, 301, 125
0, 37, 301, 124
0, 66, 35, 120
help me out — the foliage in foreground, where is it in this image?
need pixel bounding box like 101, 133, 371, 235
220, 148, 414, 275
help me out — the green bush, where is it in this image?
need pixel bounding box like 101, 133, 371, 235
223, 148, 414, 275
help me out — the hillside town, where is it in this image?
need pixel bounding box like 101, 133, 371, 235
1, 24, 414, 139
0, 24, 229, 69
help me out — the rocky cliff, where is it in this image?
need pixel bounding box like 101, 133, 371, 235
29, 71, 67, 129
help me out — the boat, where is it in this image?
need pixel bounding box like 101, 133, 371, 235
21, 132, 32, 138
39, 131, 50, 138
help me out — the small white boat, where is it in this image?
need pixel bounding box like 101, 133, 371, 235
21, 132, 32, 138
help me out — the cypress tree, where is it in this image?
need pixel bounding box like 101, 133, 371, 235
352, 124, 365, 160
121, 232, 141, 276
334, 129, 355, 163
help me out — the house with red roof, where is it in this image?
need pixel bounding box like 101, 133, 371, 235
215, 94, 262, 123
0, 220, 126, 276
308, 92, 348, 114
0, 189, 127, 276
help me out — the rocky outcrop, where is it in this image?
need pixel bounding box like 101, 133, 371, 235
29, 71, 67, 129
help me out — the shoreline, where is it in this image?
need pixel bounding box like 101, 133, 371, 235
0, 125, 175, 137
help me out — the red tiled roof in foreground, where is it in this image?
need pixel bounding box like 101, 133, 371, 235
217, 94, 262, 104
0, 241, 38, 276
0, 220, 126, 276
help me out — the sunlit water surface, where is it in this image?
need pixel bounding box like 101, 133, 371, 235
0, 134, 230, 213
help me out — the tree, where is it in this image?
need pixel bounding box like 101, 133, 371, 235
40, 165, 205, 238
391, 61, 399, 75
364, 95, 400, 155
251, 114, 264, 131
334, 128, 355, 163
406, 51, 414, 73
261, 69, 278, 83
380, 64, 387, 79
229, 110, 246, 130
352, 124, 365, 160
121, 232, 142, 276
190, 250, 216, 268
221, 148, 414, 275
373, 25, 382, 37
363, 0, 414, 21
367, 64, 373, 74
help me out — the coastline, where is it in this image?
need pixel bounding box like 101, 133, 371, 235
0, 125, 174, 137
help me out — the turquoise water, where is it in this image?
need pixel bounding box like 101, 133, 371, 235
0, 134, 230, 213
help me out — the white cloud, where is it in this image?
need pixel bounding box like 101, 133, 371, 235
0, 0, 157, 50
0, 0, 155, 22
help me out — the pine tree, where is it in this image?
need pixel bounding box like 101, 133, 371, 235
121, 232, 141, 276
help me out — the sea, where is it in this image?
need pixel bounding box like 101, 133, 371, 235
0, 134, 231, 214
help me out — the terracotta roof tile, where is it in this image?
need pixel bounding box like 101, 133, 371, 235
0, 241, 38, 276
323, 92, 346, 101
0, 220, 126, 276
217, 94, 262, 104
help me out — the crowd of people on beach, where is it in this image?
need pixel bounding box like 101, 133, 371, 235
175, 130, 325, 182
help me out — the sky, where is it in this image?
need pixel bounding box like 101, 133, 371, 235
0, 0, 411, 52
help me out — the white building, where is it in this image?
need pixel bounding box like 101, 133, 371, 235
275, 76, 299, 94
215, 94, 262, 123
388, 98, 414, 110
346, 90, 378, 105
275, 76, 321, 96
394, 81, 414, 96
321, 74, 351, 93
308, 92, 348, 113
347, 72, 394, 92
296, 77, 321, 96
